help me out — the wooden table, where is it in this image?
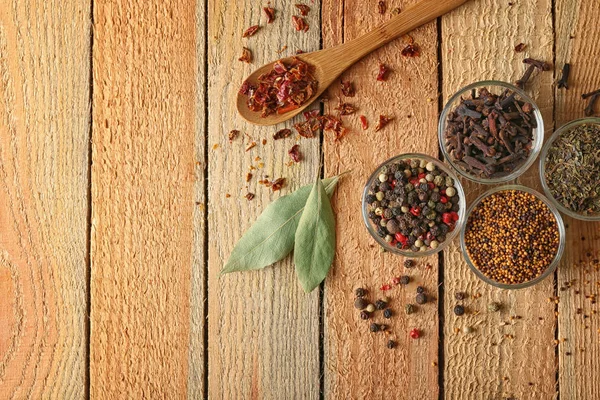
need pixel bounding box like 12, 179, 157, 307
1, 0, 599, 398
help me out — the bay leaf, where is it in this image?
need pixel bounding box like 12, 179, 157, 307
221, 175, 341, 274
293, 175, 336, 293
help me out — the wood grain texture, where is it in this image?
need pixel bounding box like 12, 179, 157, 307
441, 1, 557, 399
90, 0, 197, 397
0, 1, 90, 398
207, 1, 322, 398
555, 0, 600, 397
322, 1, 440, 398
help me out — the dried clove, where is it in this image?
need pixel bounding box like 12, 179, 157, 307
557, 63, 570, 89
523, 57, 551, 71
516, 65, 535, 89
584, 94, 599, 116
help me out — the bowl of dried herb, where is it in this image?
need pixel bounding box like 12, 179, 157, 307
439, 81, 544, 184
362, 153, 466, 257
540, 117, 600, 221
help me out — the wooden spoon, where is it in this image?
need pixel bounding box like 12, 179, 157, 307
237, 0, 470, 126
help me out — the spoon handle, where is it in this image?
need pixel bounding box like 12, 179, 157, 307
314, 0, 469, 76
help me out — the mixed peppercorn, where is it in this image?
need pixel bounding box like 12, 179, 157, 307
365, 157, 461, 252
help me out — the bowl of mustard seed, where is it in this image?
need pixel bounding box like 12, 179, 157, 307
461, 185, 565, 289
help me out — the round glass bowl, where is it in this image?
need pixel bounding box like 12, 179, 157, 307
438, 80, 545, 184
540, 117, 600, 221
460, 185, 565, 289
361, 153, 467, 257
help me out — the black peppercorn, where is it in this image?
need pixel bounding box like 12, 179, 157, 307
404, 259, 414, 268
453, 305, 465, 316
400, 275, 410, 285
370, 323, 380, 332
383, 308, 393, 318
386, 340, 396, 349
416, 286, 425, 294
366, 194, 376, 204
354, 297, 368, 310
355, 288, 367, 297
375, 299, 387, 310
360, 311, 370, 320
416, 293, 427, 304
454, 292, 466, 300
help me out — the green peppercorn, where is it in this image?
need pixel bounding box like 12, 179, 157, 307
355, 288, 367, 297
366, 304, 376, 313
487, 302, 501, 312
355, 297, 368, 310
376, 191, 385, 201
462, 326, 474, 334
405, 304, 415, 314
416, 293, 427, 304
454, 305, 465, 316
383, 308, 393, 318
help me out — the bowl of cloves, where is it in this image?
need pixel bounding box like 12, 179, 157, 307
438, 81, 544, 184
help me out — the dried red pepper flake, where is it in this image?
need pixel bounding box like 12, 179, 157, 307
401, 43, 420, 57
238, 47, 253, 63
292, 15, 309, 32
296, 49, 305, 54
242, 57, 318, 117
374, 115, 393, 131
242, 25, 260, 38
359, 115, 368, 130
335, 102, 357, 116
381, 284, 392, 291
514, 42, 527, 52
295, 3, 311, 16
246, 172, 253, 182
288, 144, 302, 162
273, 128, 292, 140
263, 7, 276, 23
376, 63, 390, 81
378, 0, 386, 14
245, 141, 257, 151
303, 109, 320, 120
228, 129, 240, 142
340, 80, 355, 97
270, 178, 286, 191
322, 115, 348, 141
245, 192, 255, 200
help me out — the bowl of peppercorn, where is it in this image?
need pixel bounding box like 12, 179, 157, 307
362, 153, 466, 257
439, 81, 544, 184
540, 117, 600, 221
461, 185, 565, 289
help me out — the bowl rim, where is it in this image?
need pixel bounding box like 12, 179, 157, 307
438, 80, 545, 185
460, 184, 566, 289
539, 116, 600, 221
361, 152, 467, 257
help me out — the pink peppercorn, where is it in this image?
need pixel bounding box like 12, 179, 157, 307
410, 328, 421, 339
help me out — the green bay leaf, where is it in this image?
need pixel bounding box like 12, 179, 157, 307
221, 175, 341, 274
293, 175, 336, 293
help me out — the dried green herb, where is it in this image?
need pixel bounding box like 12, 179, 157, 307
294, 175, 336, 293
544, 123, 600, 215
221, 174, 344, 275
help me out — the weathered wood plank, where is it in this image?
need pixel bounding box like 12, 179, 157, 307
207, 1, 322, 398
0, 1, 90, 398
90, 0, 197, 397
555, 0, 600, 397
322, 1, 440, 398
441, 1, 556, 398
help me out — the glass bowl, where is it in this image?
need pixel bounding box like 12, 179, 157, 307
361, 153, 466, 257
539, 117, 600, 221
460, 185, 565, 289
438, 80, 545, 184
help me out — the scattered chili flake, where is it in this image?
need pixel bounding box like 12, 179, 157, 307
360, 115, 368, 130
261, 138, 267, 145
321, 114, 348, 140
374, 115, 393, 131
212, 143, 220, 150
228, 129, 240, 142
380, 284, 392, 291
376, 63, 390, 81
276, 45, 288, 55
245, 192, 255, 200
238, 47, 252, 63
241, 57, 318, 117
292, 15, 309, 32
245, 141, 257, 151
514, 42, 527, 52
246, 172, 253, 182
273, 128, 292, 140
378, 1, 386, 14
340, 80, 355, 97
295, 4, 311, 16
270, 178, 286, 191
401, 43, 421, 57
335, 102, 358, 116
296, 49, 305, 54
225, 193, 231, 198
294, 116, 321, 138
288, 144, 302, 162
263, 7, 275, 23
242, 25, 260, 38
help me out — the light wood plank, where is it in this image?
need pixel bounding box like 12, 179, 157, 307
322, 1, 440, 397
441, 1, 557, 398
90, 0, 197, 397
0, 1, 90, 398
207, 1, 322, 398
555, 0, 600, 397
